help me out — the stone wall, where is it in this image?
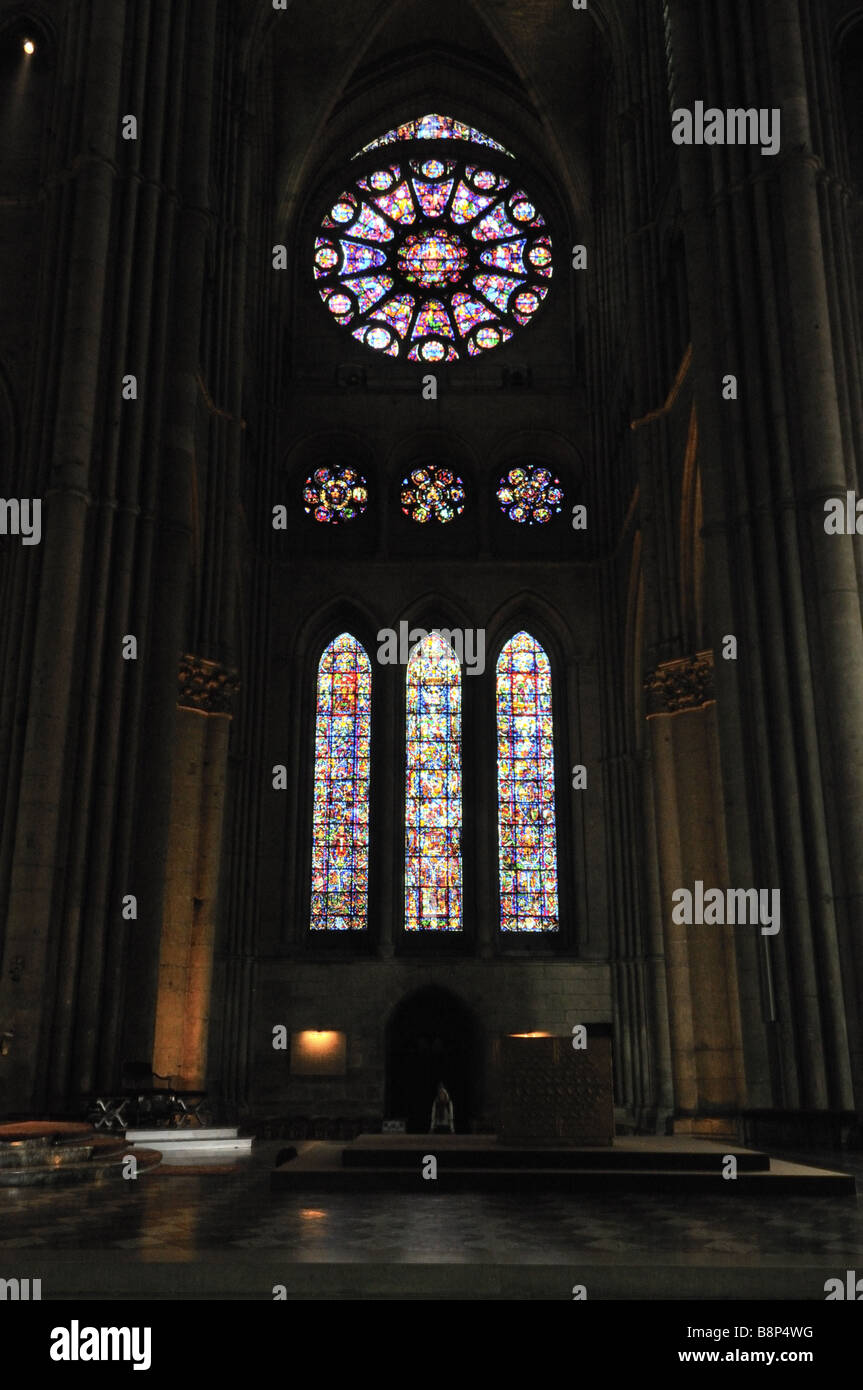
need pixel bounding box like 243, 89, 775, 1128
250, 959, 612, 1119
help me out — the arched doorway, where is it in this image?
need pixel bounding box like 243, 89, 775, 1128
385, 986, 479, 1134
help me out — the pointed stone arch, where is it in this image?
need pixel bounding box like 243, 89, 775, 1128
385, 983, 480, 1130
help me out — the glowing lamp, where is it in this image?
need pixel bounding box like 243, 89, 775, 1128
290, 1029, 347, 1075
508, 1031, 551, 1038
23, 39, 35, 55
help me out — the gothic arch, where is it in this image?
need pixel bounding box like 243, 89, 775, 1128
395, 591, 473, 636
488, 427, 583, 484
286, 429, 376, 485
384, 982, 480, 1129
485, 590, 580, 669
386, 428, 479, 483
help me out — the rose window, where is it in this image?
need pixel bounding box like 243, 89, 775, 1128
313, 124, 553, 363
496, 466, 564, 524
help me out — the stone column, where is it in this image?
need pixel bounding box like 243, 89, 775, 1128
0, 0, 126, 1112
121, 0, 218, 1066
644, 652, 745, 1124
152, 657, 239, 1088
665, 0, 858, 1114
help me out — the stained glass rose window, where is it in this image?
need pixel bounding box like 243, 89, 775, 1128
401, 466, 466, 523
303, 467, 368, 524
496, 466, 564, 524
314, 119, 552, 363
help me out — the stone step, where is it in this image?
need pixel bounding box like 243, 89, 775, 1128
127, 1129, 253, 1159
0, 1144, 162, 1187
125, 1127, 241, 1143
341, 1139, 771, 1171
272, 1139, 856, 1196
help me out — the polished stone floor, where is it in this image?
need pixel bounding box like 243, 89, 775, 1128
2, 1140, 862, 1299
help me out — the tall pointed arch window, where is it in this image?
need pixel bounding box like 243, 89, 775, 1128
405, 632, 462, 931
310, 634, 371, 931
496, 632, 559, 932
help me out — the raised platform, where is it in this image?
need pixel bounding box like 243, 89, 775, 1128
127, 1127, 253, 1163
0, 1121, 161, 1186
271, 1133, 856, 1195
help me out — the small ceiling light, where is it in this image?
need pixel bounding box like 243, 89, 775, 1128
23, 39, 35, 55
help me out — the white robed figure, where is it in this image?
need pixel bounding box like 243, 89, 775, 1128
429, 1082, 455, 1133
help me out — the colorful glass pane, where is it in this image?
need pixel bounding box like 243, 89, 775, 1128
354, 324, 399, 356
339, 241, 388, 275
350, 203, 395, 242
331, 197, 356, 223
450, 292, 495, 335
496, 465, 564, 524
412, 178, 454, 218
480, 240, 526, 275
373, 181, 416, 224
398, 229, 467, 288
510, 196, 536, 221
303, 466, 369, 524
497, 632, 559, 932
342, 274, 392, 313
407, 340, 458, 363
449, 181, 495, 224
314, 240, 339, 274
472, 202, 520, 241
369, 167, 396, 190
467, 167, 503, 190
365, 326, 394, 352
472, 272, 522, 312
405, 632, 463, 932
311, 635, 372, 931
370, 293, 415, 338
401, 466, 466, 523
527, 237, 553, 278
468, 322, 513, 354
355, 113, 513, 157
514, 289, 540, 316
411, 299, 455, 339
320, 287, 352, 324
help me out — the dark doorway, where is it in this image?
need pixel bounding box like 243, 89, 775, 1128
385, 986, 479, 1134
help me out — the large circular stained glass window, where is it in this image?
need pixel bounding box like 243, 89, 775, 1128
314, 157, 552, 362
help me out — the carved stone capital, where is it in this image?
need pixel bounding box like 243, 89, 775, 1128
178, 654, 240, 716
644, 650, 714, 715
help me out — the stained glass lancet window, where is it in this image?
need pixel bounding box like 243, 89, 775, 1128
310, 634, 371, 931
496, 632, 559, 932
405, 632, 462, 931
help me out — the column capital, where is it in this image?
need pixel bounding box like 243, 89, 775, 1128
177, 654, 240, 716
644, 650, 714, 715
